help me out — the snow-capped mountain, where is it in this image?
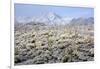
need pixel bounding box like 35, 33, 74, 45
15, 12, 71, 25
15, 12, 94, 26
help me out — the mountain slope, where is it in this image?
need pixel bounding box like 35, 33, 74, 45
70, 17, 94, 26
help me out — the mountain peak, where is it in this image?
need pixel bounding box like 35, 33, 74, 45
46, 12, 61, 21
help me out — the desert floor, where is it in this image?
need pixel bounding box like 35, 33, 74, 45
14, 25, 94, 65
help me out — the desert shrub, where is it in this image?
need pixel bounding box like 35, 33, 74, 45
26, 43, 36, 49
31, 40, 35, 43
15, 54, 29, 63
15, 47, 19, 55
15, 55, 21, 63
46, 34, 55, 47
41, 43, 45, 46
36, 50, 43, 55
62, 55, 71, 62
31, 32, 36, 37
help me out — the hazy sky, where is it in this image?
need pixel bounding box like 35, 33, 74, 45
15, 3, 94, 18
